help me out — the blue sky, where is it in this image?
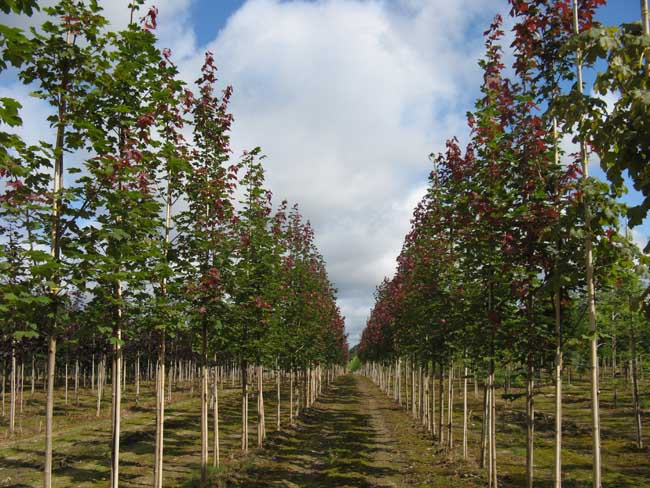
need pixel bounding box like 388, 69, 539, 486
1, 0, 646, 345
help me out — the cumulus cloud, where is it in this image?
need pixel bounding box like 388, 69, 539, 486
1, 0, 505, 345
180, 0, 502, 344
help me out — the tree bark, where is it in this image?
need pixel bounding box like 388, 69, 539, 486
572, 3, 601, 485
258, 364, 265, 447
153, 332, 165, 488
44, 336, 56, 488
213, 366, 220, 467
9, 340, 15, 434
447, 366, 454, 450
526, 361, 534, 488
630, 325, 643, 449
200, 323, 209, 484
554, 287, 563, 488
463, 364, 468, 460
241, 362, 248, 452
110, 320, 123, 488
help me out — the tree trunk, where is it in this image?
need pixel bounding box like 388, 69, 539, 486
447, 366, 454, 450
438, 367, 444, 446
135, 351, 140, 407
213, 366, 220, 467
554, 287, 563, 488
490, 369, 497, 488
480, 381, 488, 469
153, 332, 165, 488
75, 359, 79, 406
64, 359, 68, 406
276, 363, 281, 431
630, 326, 643, 449
241, 362, 248, 452
463, 364, 468, 460
258, 364, 265, 447
110, 286, 123, 488
2, 365, 5, 418
9, 340, 15, 434
44, 336, 56, 488
31, 355, 35, 396
572, 3, 601, 485
526, 361, 534, 488
200, 323, 208, 484
96, 355, 104, 417
289, 369, 294, 426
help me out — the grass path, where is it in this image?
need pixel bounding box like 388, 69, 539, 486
230, 374, 460, 488
2, 374, 648, 487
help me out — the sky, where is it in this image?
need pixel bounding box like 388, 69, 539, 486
0, 0, 644, 346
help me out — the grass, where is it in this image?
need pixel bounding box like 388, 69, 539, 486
0, 371, 648, 487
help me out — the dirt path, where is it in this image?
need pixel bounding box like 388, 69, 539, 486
231, 374, 442, 488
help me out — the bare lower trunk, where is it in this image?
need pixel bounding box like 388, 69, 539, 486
463, 364, 468, 460
289, 370, 294, 426
241, 364, 248, 452
64, 360, 68, 406
110, 325, 123, 488
554, 287, 563, 488
96, 355, 104, 417
31, 355, 35, 396
437, 367, 444, 446
447, 366, 454, 450
526, 361, 534, 488
75, 360, 79, 406
153, 333, 165, 488
572, 3, 601, 485
630, 327, 643, 449
9, 340, 15, 434
44, 336, 56, 488
276, 365, 281, 431
213, 367, 220, 467
135, 351, 140, 407
480, 381, 488, 469
258, 365, 265, 447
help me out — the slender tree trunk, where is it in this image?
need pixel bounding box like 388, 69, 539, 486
110, 282, 123, 488
447, 366, 454, 450
19, 361, 24, 416
153, 332, 165, 488
64, 359, 68, 406
276, 363, 281, 431
554, 287, 563, 488
289, 369, 294, 426
213, 366, 220, 467
9, 340, 15, 434
526, 360, 534, 488
438, 367, 444, 446
258, 364, 265, 447
44, 337, 56, 488
241, 362, 248, 452
31, 355, 35, 396
96, 355, 104, 417
75, 359, 79, 406
463, 363, 468, 460
572, 3, 601, 485
630, 325, 643, 449
2, 365, 5, 418
135, 351, 140, 407
490, 368, 497, 488
200, 322, 209, 484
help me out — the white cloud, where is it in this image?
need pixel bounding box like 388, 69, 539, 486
2, 0, 504, 345
181, 0, 501, 344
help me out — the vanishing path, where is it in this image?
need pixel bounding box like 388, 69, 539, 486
232, 374, 460, 488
